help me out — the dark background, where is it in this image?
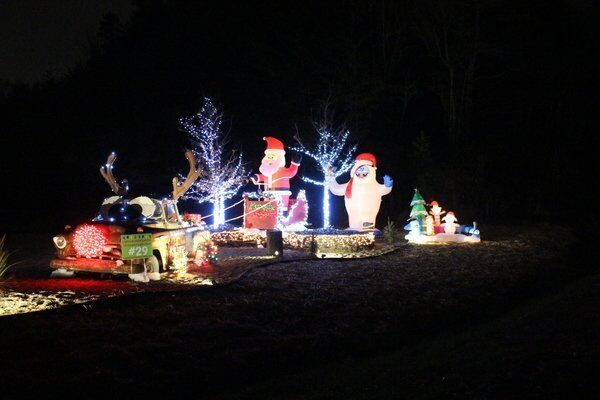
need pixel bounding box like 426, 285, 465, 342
0, 0, 593, 233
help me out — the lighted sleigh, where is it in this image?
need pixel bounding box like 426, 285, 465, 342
242, 190, 309, 231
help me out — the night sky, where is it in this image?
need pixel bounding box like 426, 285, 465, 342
0, 0, 134, 83
0, 0, 594, 233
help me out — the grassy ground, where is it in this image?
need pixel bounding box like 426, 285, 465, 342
0, 224, 596, 398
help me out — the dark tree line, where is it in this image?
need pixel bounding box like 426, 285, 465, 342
0, 0, 592, 232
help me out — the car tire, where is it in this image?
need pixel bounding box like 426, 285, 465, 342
153, 250, 167, 272
145, 255, 161, 281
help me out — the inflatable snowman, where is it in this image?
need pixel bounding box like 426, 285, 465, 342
328, 153, 393, 230
442, 211, 459, 234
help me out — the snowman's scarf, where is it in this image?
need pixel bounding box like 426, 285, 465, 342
345, 178, 354, 199
345, 162, 373, 199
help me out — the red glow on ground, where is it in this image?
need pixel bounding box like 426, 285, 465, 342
1, 278, 137, 294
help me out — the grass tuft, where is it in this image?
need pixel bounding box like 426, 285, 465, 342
0, 235, 13, 279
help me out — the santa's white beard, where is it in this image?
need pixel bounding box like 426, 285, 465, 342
259, 158, 284, 176
344, 178, 382, 230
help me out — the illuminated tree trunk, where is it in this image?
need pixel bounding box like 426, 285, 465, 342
322, 184, 330, 228
212, 196, 226, 227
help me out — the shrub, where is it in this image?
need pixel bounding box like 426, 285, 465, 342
383, 219, 400, 245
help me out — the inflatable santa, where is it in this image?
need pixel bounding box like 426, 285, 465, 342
328, 153, 393, 230
251, 136, 301, 210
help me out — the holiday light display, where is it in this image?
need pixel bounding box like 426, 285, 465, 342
277, 190, 309, 231
292, 129, 356, 227
409, 189, 428, 232
328, 153, 393, 230
50, 150, 215, 280
442, 212, 459, 234
211, 229, 266, 246
251, 136, 301, 211
197, 238, 219, 265
425, 215, 435, 236
429, 200, 445, 226
72, 224, 106, 258
169, 246, 189, 270
211, 229, 375, 253
284, 231, 375, 253
404, 191, 481, 244
179, 97, 247, 227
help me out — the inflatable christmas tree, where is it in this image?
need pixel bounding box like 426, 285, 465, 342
409, 188, 428, 232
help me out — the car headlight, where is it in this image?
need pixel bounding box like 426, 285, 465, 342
53, 235, 67, 249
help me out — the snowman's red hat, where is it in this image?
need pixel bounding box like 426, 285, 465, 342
354, 152, 377, 168
263, 136, 285, 155
346, 153, 378, 199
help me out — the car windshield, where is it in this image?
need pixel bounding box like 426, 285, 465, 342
95, 199, 155, 223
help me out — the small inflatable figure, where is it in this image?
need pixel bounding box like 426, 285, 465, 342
429, 201, 446, 227
425, 215, 435, 236
409, 219, 421, 236
442, 211, 459, 234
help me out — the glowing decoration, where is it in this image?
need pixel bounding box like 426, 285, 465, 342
242, 189, 308, 231
284, 231, 375, 253
179, 97, 247, 227
292, 128, 356, 227
425, 215, 435, 236
279, 189, 309, 231
211, 229, 266, 246
403, 190, 481, 244
428, 200, 445, 226
442, 211, 459, 234
210, 229, 375, 253
169, 246, 188, 270
251, 136, 301, 211
408, 220, 420, 237
99, 152, 129, 195
409, 189, 428, 232
328, 153, 393, 230
72, 224, 106, 258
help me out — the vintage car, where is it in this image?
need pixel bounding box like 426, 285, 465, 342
50, 151, 214, 280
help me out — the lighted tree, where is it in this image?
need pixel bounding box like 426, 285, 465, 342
292, 107, 356, 228
409, 188, 428, 232
179, 97, 247, 227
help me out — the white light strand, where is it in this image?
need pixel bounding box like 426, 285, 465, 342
291, 129, 356, 228
179, 97, 248, 227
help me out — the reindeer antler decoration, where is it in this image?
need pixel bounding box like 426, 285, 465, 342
172, 150, 202, 201
99, 152, 129, 195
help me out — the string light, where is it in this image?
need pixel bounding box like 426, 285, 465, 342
210, 229, 374, 252
291, 129, 356, 228
72, 224, 106, 258
179, 97, 247, 227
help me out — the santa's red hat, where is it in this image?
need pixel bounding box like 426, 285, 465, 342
263, 137, 285, 154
